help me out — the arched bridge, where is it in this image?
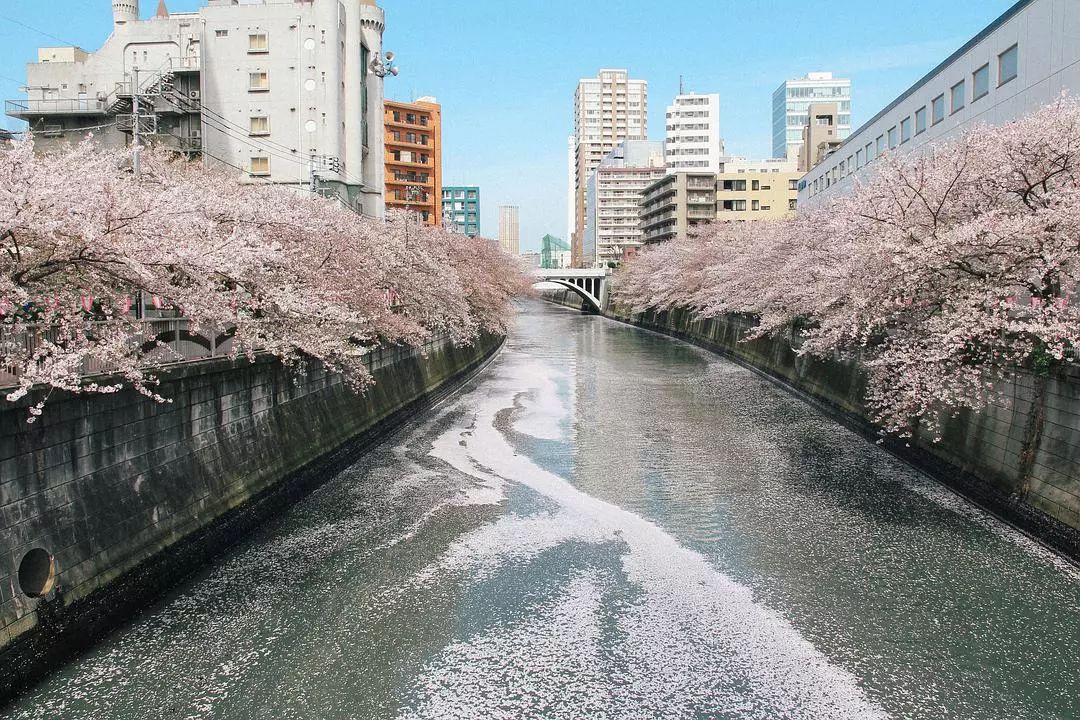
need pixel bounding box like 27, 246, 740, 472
533, 269, 609, 312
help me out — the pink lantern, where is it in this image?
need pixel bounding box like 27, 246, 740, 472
80, 295, 94, 313
120, 295, 133, 314
152, 295, 165, 309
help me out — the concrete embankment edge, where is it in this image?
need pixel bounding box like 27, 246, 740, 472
544, 289, 1080, 563
0, 333, 503, 704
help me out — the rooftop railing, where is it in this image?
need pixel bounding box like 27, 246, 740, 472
5, 98, 109, 116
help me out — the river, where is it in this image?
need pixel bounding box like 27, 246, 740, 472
5, 300, 1079, 720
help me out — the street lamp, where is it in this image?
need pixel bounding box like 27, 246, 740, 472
369, 51, 400, 78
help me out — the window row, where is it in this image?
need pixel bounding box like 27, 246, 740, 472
390, 111, 430, 126
809, 44, 1018, 197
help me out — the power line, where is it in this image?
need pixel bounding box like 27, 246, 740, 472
0, 13, 77, 47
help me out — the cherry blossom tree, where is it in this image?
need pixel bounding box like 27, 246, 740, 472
0, 138, 529, 419
615, 99, 1080, 437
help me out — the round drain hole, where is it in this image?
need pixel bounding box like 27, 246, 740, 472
18, 548, 56, 598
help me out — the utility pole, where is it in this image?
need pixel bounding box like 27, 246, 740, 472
132, 66, 142, 178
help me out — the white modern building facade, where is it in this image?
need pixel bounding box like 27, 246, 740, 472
772, 72, 851, 161
665, 93, 724, 173
6, 0, 387, 216
571, 69, 648, 266
583, 140, 666, 267
799, 0, 1080, 206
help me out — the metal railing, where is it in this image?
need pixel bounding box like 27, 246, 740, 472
0, 319, 453, 390
5, 98, 109, 115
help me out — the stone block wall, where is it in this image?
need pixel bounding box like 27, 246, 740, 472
0, 333, 501, 696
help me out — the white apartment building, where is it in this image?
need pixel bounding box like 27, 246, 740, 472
800, 0, 1080, 207
665, 93, 724, 173
498, 205, 520, 256
571, 69, 648, 266
584, 140, 666, 267
772, 72, 851, 162
6, 0, 387, 216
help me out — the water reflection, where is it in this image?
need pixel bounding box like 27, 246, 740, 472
4, 300, 1078, 720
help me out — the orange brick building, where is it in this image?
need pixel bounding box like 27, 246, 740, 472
384, 97, 442, 225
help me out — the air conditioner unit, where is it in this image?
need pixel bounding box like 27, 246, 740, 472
189, 90, 201, 100
190, 129, 201, 139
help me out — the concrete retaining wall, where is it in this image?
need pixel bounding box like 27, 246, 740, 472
0, 333, 502, 700
544, 289, 1080, 559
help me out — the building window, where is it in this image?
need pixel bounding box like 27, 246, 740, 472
900, 117, 912, 143
973, 64, 990, 101
876, 135, 885, 155
951, 80, 965, 113
249, 72, 269, 91
915, 106, 927, 134
215, 29, 228, 38
250, 157, 270, 175
999, 44, 1018, 86
752, 180, 760, 191
788, 179, 798, 190
888, 126, 898, 148
932, 94, 946, 125
788, 199, 797, 211
855, 149, 863, 167
249, 116, 269, 136
393, 111, 400, 122
752, 199, 760, 211
248, 33, 269, 53
865, 142, 874, 163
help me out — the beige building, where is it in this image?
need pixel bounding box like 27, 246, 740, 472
498, 205, 520, 255
798, 102, 843, 173
571, 69, 648, 267
640, 159, 801, 244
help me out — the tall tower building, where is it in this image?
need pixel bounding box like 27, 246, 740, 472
384, 96, 442, 225
572, 69, 647, 267
498, 205, 520, 256
772, 72, 851, 161
566, 134, 576, 245
665, 93, 724, 173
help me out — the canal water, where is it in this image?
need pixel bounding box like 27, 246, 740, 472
5, 300, 1079, 720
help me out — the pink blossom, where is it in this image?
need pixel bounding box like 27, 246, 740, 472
614, 99, 1080, 438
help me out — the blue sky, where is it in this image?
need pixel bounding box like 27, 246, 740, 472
1, 0, 1017, 250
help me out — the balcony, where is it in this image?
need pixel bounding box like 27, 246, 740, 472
6, 98, 109, 117
169, 55, 201, 73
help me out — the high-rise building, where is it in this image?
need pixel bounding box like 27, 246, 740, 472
584, 140, 666, 267
6, 0, 387, 216
498, 205, 520, 255
665, 93, 724, 173
572, 69, 648, 267
772, 72, 851, 161
384, 97, 442, 225
441, 186, 480, 236
566, 135, 576, 244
